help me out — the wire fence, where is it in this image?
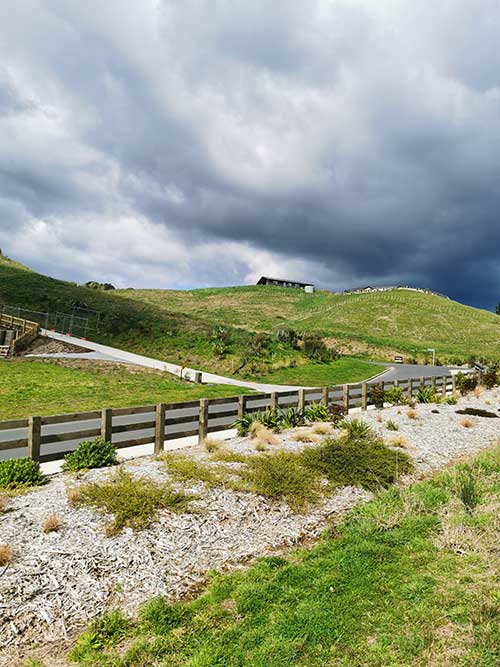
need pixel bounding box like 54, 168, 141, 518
0, 304, 101, 338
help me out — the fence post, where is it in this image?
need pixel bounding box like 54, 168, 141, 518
452, 375, 457, 397
321, 386, 329, 406
198, 398, 208, 444
27, 416, 41, 461
194, 371, 202, 384
154, 403, 166, 454
343, 385, 350, 414
270, 392, 278, 410
238, 395, 247, 420
431, 376, 436, 393
361, 383, 367, 411
101, 408, 112, 443
420, 376, 425, 390
408, 378, 414, 399
442, 376, 447, 398
298, 389, 305, 412
394, 379, 399, 389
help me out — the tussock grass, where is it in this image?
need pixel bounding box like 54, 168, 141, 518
407, 408, 417, 419
0, 495, 7, 513
202, 437, 223, 454
250, 424, 280, 445
460, 418, 474, 428
42, 513, 61, 533
312, 423, 334, 436
0, 543, 13, 566
69, 445, 500, 667
386, 434, 408, 449
292, 428, 321, 443
71, 469, 196, 535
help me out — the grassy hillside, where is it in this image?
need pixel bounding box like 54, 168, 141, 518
2, 254, 500, 386
0, 359, 250, 420
120, 285, 500, 362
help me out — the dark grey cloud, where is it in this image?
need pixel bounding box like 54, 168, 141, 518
1, 1, 500, 308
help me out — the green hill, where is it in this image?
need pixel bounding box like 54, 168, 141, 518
1, 254, 499, 386
119, 284, 500, 364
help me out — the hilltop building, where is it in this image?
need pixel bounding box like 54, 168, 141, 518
256, 276, 315, 291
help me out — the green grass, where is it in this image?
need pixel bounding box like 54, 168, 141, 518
250, 357, 380, 386
69, 469, 196, 536
0, 359, 251, 420
70, 444, 500, 666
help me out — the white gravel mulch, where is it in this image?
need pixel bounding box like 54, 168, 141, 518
1, 387, 499, 662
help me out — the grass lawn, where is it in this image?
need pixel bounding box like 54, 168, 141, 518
70, 444, 500, 666
0, 360, 251, 420
251, 357, 382, 386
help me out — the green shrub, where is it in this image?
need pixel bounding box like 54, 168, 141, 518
305, 402, 332, 422
455, 372, 478, 394
415, 386, 436, 403
62, 437, 118, 472
302, 334, 337, 362
234, 408, 282, 435
280, 406, 305, 429
301, 433, 413, 491
445, 396, 457, 405
72, 469, 195, 535
211, 325, 231, 357
0, 458, 46, 489
384, 387, 408, 406
368, 383, 385, 408
275, 329, 300, 348
338, 418, 373, 440
233, 413, 254, 436
482, 368, 498, 389
239, 451, 320, 511
328, 403, 346, 424
386, 420, 399, 431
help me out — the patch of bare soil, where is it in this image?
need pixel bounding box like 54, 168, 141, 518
21, 336, 88, 355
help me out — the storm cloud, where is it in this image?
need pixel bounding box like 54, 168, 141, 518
1, 1, 500, 308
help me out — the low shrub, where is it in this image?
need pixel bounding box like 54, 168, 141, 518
280, 406, 305, 429
368, 383, 385, 408
0, 458, 46, 489
302, 334, 337, 362
301, 432, 413, 491
305, 402, 331, 423
338, 418, 373, 440
384, 387, 408, 406
62, 438, 117, 472
239, 450, 320, 511
455, 372, 478, 394
328, 403, 346, 424
72, 469, 195, 535
415, 386, 436, 403
482, 368, 498, 389
275, 328, 300, 348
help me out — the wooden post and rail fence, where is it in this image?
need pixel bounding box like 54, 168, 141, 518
0, 373, 465, 464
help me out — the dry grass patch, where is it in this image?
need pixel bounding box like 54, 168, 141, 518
250, 423, 280, 445
67, 486, 81, 505
375, 413, 383, 423
460, 418, 474, 428
386, 434, 408, 449
473, 385, 484, 398
292, 428, 321, 444
0, 495, 7, 512
312, 423, 334, 436
0, 543, 13, 566
43, 513, 61, 533
202, 437, 223, 454
406, 408, 417, 420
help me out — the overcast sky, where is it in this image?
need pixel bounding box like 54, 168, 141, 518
1, 1, 500, 309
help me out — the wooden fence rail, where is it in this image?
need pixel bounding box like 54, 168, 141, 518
0, 373, 465, 464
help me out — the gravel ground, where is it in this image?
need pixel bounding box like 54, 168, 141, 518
1, 387, 499, 664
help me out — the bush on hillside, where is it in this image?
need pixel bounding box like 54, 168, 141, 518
62, 437, 118, 472
211, 325, 231, 357
302, 334, 338, 362
0, 458, 46, 489
276, 329, 300, 348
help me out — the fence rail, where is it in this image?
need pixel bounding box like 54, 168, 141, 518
0, 373, 463, 464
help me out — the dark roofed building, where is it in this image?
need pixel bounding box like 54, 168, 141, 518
256, 276, 314, 290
